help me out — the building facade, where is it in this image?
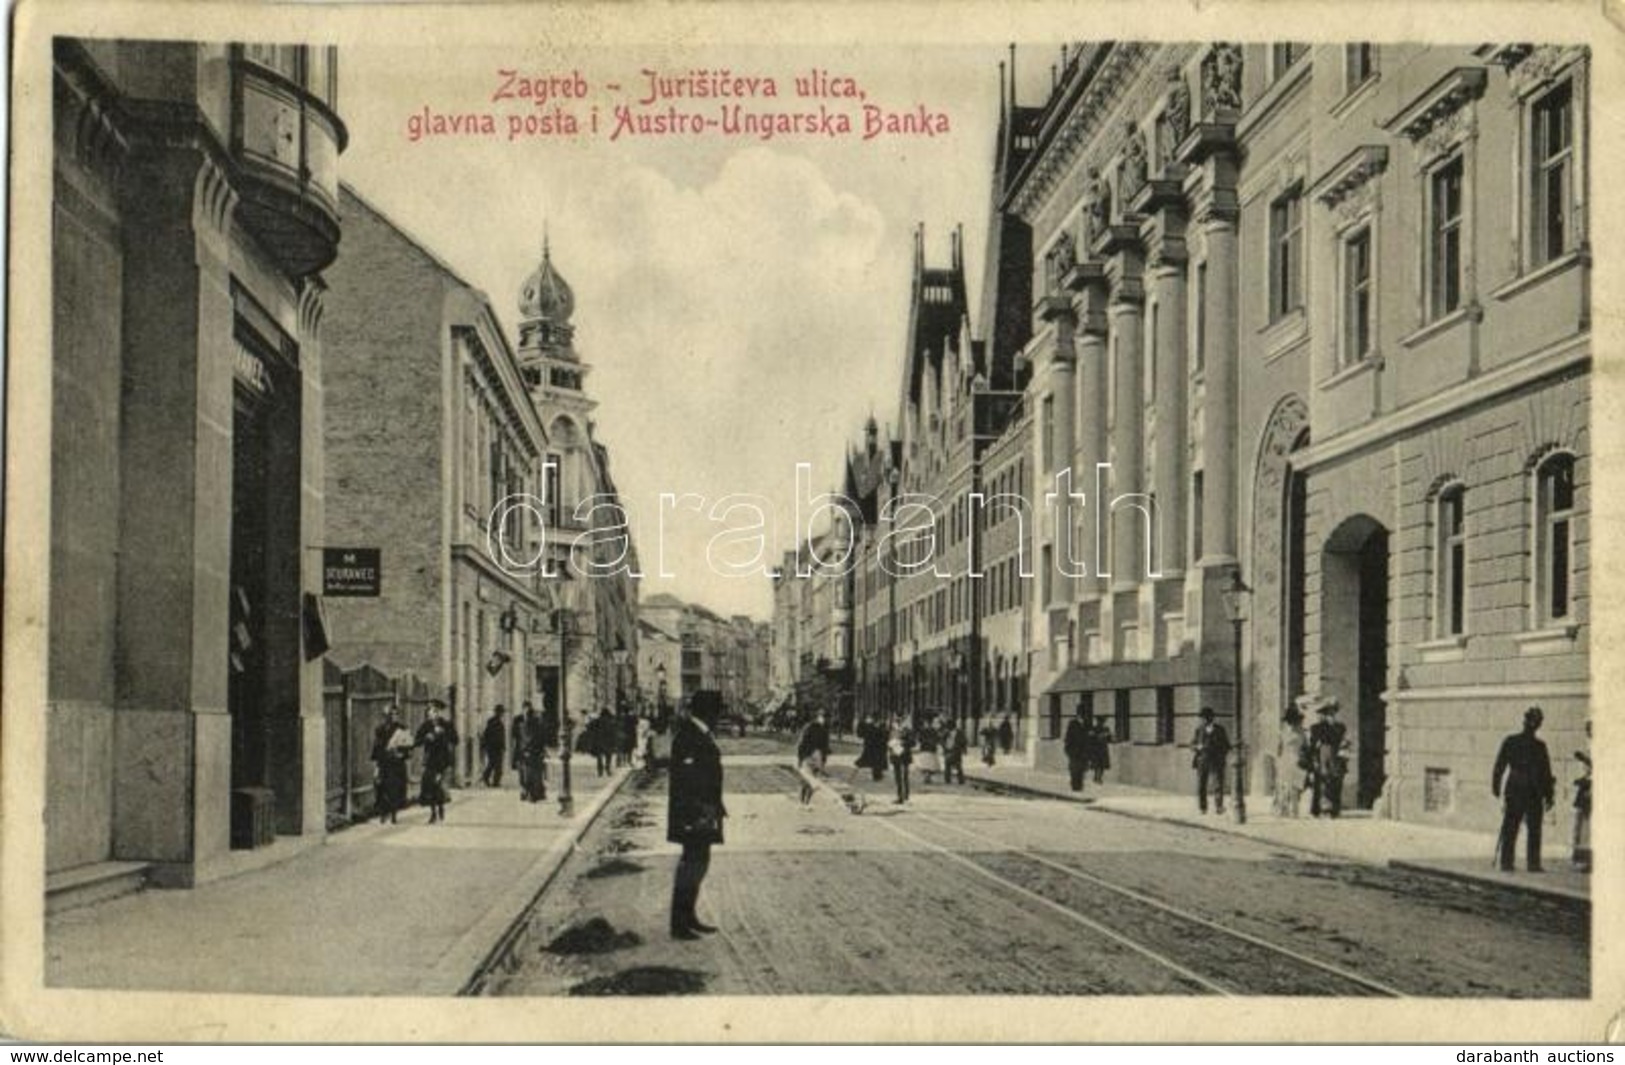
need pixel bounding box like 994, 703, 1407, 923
49, 39, 346, 886
771, 42, 1590, 834
322, 187, 551, 782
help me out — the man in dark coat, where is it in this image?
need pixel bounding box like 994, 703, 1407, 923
480, 705, 507, 787
1088, 715, 1113, 783
1063, 705, 1092, 792
668, 699, 725, 940
1307, 699, 1349, 818
1191, 706, 1231, 815
855, 715, 888, 782
1492, 705, 1556, 872
519, 702, 549, 802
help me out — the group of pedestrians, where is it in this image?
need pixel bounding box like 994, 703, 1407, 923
844, 711, 972, 805
1062, 708, 1113, 793
1267, 695, 1349, 819
368, 700, 459, 824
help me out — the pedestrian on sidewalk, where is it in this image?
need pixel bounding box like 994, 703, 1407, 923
1573, 720, 1591, 872
415, 699, 457, 823
1274, 703, 1310, 818
1307, 698, 1349, 819
480, 705, 507, 787
1492, 705, 1555, 873
1191, 706, 1231, 815
510, 703, 527, 782
1088, 715, 1113, 784
371, 705, 412, 824
519, 702, 549, 802
916, 716, 942, 785
998, 714, 1015, 755
668, 697, 726, 940
888, 714, 915, 804
618, 712, 638, 768
942, 717, 968, 785
980, 720, 999, 767
860, 715, 889, 781
1064, 704, 1091, 793
796, 710, 831, 805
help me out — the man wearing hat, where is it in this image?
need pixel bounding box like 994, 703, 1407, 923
1491, 706, 1555, 872
1307, 697, 1348, 818
1190, 706, 1232, 815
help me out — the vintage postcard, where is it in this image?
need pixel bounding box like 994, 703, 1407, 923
4, 0, 1622, 1044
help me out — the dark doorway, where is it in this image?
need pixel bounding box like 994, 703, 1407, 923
229, 386, 272, 792
1320, 515, 1390, 810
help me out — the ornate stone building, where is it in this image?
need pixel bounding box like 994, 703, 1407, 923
49, 39, 346, 890
1014, 41, 1590, 830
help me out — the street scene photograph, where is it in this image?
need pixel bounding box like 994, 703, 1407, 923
7, 2, 1613, 1041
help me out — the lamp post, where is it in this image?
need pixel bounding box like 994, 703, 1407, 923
1220, 569, 1252, 825
552, 571, 581, 818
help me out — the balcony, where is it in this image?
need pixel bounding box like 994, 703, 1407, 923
230, 52, 347, 276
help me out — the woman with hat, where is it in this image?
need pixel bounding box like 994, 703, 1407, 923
1273, 699, 1312, 818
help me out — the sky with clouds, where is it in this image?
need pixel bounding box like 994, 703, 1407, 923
341, 42, 1056, 619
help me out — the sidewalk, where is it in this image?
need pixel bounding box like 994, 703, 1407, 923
46, 766, 632, 995
961, 760, 1590, 903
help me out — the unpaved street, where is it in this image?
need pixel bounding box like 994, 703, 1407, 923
484, 738, 1587, 997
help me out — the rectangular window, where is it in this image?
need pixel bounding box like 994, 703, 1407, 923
1272, 43, 1308, 79
1155, 687, 1176, 744
1047, 694, 1063, 740
1345, 44, 1376, 92
1193, 262, 1207, 373
1429, 156, 1464, 320
1269, 190, 1304, 321
1041, 545, 1054, 606
1343, 227, 1373, 364
1436, 486, 1467, 637
1531, 81, 1574, 267
1041, 394, 1056, 471
1538, 455, 1576, 622
1191, 470, 1205, 563
1113, 690, 1132, 743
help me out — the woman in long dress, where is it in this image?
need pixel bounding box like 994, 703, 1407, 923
371, 706, 412, 824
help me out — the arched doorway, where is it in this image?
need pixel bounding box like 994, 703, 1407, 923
1320, 515, 1390, 810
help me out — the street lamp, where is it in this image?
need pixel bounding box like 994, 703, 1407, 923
1220, 568, 1252, 825
552, 569, 584, 818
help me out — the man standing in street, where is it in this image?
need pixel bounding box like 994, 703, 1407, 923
1064, 704, 1091, 793
942, 716, 968, 785
1492, 705, 1556, 872
480, 705, 507, 787
1191, 706, 1231, 815
668, 697, 726, 940
1307, 698, 1349, 818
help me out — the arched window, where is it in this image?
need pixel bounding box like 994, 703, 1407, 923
1433, 483, 1468, 637
1534, 452, 1577, 624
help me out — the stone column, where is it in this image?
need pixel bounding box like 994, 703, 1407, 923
1142, 210, 1190, 579
1069, 264, 1110, 603
1198, 206, 1239, 565
1105, 258, 1146, 592
113, 149, 237, 883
